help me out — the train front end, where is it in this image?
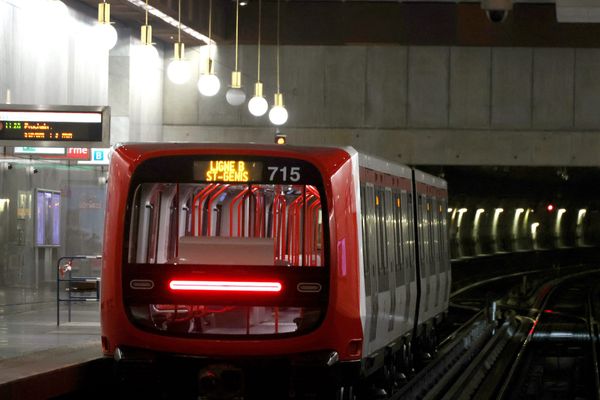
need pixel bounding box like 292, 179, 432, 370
101, 144, 364, 396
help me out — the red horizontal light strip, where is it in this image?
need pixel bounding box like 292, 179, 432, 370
169, 280, 283, 293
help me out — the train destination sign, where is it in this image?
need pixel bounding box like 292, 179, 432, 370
0, 105, 109, 147
194, 160, 264, 183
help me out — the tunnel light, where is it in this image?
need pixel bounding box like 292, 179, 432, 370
558, 208, 566, 214
513, 208, 524, 237
495, 208, 504, 214
169, 280, 283, 293
577, 209, 587, 226
447, 208, 453, 213
531, 222, 540, 237
473, 208, 485, 237
0, 199, 9, 213
458, 208, 467, 213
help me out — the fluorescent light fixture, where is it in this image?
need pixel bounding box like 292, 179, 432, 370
0, 111, 101, 123
516, 208, 525, 214
124, 0, 214, 45
458, 208, 467, 213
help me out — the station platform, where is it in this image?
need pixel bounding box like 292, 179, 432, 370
0, 289, 106, 399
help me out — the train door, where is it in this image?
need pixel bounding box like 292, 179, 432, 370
384, 188, 396, 333
417, 193, 430, 320
364, 183, 379, 346
431, 198, 441, 308
405, 191, 417, 329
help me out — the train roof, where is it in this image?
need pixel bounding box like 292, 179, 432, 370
112, 143, 446, 189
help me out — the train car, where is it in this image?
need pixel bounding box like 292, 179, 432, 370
101, 143, 450, 399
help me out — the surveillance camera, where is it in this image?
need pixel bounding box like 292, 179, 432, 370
481, 0, 512, 23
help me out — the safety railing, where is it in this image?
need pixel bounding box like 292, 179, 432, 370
56, 255, 102, 326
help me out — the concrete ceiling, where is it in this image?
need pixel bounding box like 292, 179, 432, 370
69, 0, 600, 47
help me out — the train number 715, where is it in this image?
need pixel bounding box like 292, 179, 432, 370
268, 166, 301, 182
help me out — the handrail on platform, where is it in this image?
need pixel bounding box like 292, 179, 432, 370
56, 255, 102, 326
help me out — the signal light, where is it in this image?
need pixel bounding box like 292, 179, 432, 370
169, 280, 283, 293
547, 204, 555, 212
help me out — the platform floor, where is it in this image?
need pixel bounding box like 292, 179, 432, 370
0, 289, 104, 399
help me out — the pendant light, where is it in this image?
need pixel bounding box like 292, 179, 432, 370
167, 0, 192, 84
198, 0, 221, 97
226, 0, 246, 106
248, 0, 268, 117
139, 0, 159, 61
94, 1, 118, 50
268, 0, 288, 125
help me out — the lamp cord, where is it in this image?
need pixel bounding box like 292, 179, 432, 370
257, 0, 261, 82
235, 0, 239, 72
276, 0, 280, 92
145, 0, 149, 26
178, 0, 181, 43
208, 0, 213, 52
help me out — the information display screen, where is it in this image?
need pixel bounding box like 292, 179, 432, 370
194, 160, 264, 183
0, 105, 109, 146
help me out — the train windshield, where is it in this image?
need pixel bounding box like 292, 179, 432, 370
123, 156, 328, 337
127, 183, 325, 267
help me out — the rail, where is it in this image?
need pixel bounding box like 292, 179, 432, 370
56, 255, 102, 326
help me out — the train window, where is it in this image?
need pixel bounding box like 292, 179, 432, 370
384, 189, 395, 284
417, 194, 428, 279
406, 192, 416, 281
376, 187, 389, 291
365, 184, 377, 280
394, 192, 404, 287
360, 185, 371, 296
128, 183, 325, 267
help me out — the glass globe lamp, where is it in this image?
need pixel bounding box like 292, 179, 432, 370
198, 73, 221, 97
226, 72, 246, 106
269, 93, 288, 125
167, 43, 191, 85
248, 82, 268, 116
93, 23, 118, 50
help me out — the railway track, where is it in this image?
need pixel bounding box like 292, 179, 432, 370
497, 273, 600, 400
393, 268, 600, 400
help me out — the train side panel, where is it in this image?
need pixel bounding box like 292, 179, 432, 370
357, 154, 417, 360
414, 170, 450, 329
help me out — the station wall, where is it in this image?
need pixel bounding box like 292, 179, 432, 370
163, 45, 600, 166
0, 0, 163, 300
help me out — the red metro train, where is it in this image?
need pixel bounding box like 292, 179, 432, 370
101, 143, 450, 399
